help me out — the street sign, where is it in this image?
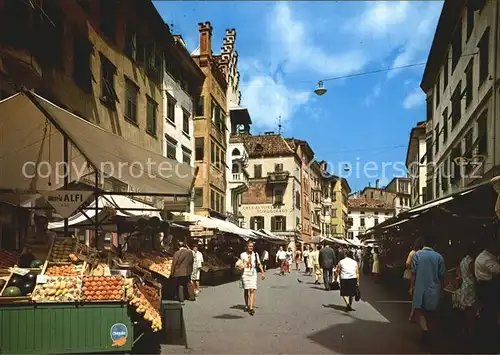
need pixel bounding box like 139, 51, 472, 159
189, 224, 204, 232
40, 190, 93, 218
191, 230, 214, 237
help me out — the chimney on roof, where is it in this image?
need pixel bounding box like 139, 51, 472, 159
368, 181, 371, 188
264, 131, 275, 136
198, 21, 212, 57
376, 179, 379, 188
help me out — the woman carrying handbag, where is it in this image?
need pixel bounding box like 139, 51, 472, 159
239, 241, 265, 315
335, 250, 360, 312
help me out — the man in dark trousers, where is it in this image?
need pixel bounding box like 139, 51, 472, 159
319, 243, 337, 290
170, 242, 194, 303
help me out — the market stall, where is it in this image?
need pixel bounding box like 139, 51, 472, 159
0, 91, 194, 354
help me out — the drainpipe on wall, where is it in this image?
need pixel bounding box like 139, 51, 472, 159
492, 1, 499, 173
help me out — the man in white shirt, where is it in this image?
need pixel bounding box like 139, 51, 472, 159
474, 235, 500, 353
261, 249, 270, 271
276, 246, 287, 275
191, 245, 204, 296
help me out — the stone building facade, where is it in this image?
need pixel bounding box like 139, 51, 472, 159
0, 0, 168, 158
191, 22, 230, 218
240, 134, 301, 240
405, 122, 428, 206
420, 0, 500, 200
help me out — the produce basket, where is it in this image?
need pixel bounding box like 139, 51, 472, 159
31, 276, 82, 303
42, 262, 87, 277
0, 268, 41, 304
47, 237, 78, 263
126, 278, 162, 332
138, 254, 173, 279
80, 276, 125, 302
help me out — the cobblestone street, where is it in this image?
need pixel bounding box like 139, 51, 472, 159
162, 269, 425, 354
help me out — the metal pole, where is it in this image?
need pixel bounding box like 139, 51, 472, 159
94, 170, 99, 247
63, 136, 69, 237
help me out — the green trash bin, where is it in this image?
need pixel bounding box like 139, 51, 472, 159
160, 300, 187, 349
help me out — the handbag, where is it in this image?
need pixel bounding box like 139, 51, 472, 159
329, 280, 340, 291
355, 285, 361, 301
403, 268, 412, 280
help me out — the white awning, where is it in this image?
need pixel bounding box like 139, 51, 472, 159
171, 213, 254, 238
48, 194, 160, 230
331, 237, 350, 245
0, 92, 194, 197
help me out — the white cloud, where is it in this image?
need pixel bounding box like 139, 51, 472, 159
269, 2, 367, 77
241, 73, 310, 129
345, 1, 442, 80
403, 88, 425, 109
356, 1, 410, 36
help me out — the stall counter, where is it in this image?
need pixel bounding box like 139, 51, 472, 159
0, 302, 133, 354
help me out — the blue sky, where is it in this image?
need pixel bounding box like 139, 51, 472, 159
154, 1, 444, 192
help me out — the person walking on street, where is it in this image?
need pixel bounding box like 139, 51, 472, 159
372, 247, 381, 283
310, 245, 322, 284
261, 249, 270, 271
362, 247, 372, 275
335, 249, 360, 312
405, 238, 424, 321
319, 244, 337, 290
170, 242, 194, 303
191, 245, 204, 297
295, 249, 302, 271
303, 247, 310, 274
452, 243, 479, 344
239, 241, 265, 315
286, 248, 293, 273
410, 234, 445, 344
474, 232, 500, 353
276, 246, 287, 275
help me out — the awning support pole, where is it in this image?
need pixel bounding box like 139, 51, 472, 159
63, 136, 69, 237
94, 170, 99, 246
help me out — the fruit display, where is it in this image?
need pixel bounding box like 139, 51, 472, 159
31, 276, 81, 302
50, 238, 77, 262
139, 256, 172, 278
0, 250, 21, 269
136, 283, 160, 310
81, 276, 124, 301
44, 264, 81, 277
126, 283, 162, 332
204, 254, 230, 272
0, 271, 39, 297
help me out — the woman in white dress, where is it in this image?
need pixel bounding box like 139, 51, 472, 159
239, 241, 265, 315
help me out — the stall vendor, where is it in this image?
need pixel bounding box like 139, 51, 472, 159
18, 246, 36, 268
31, 213, 56, 245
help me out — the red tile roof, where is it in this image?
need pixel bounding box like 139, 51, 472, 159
348, 198, 393, 210
234, 134, 295, 157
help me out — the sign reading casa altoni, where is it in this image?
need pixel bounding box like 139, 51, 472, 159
40, 190, 94, 218
240, 205, 293, 214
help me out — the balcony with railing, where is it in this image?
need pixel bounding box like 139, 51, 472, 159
267, 170, 290, 184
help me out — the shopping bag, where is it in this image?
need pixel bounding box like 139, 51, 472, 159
355, 285, 361, 301
403, 268, 412, 280
329, 281, 340, 291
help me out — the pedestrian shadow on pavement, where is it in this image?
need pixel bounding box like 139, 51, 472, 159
322, 304, 352, 312
307, 318, 423, 354
230, 305, 259, 310
212, 314, 245, 320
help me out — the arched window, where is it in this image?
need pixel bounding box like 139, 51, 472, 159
232, 148, 241, 156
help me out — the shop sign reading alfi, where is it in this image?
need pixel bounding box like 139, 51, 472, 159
240, 205, 294, 214
40, 190, 94, 218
